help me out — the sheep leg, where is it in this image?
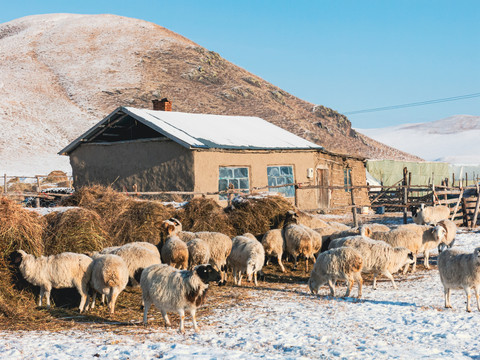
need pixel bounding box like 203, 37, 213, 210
293, 256, 298, 270
444, 288, 452, 308
161, 310, 171, 327
44, 285, 52, 308
344, 277, 353, 297
142, 299, 152, 325
178, 309, 185, 333
372, 274, 378, 290
412, 253, 418, 273
238, 272, 243, 286
77, 282, 89, 313
87, 292, 97, 311
402, 263, 410, 275
465, 287, 472, 312
355, 272, 363, 298
383, 270, 397, 289
38, 287, 45, 307
278, 256, 285, 273
423, 250, 431, 269
475, 287, 480, 312
327, 279, 336, 297
254, 272, 258, 287
108, 288, 119, 314
191, 308, 199, 332
305, 258, 309, 273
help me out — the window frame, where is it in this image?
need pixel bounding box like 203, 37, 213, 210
267, 165, 295, 198
218, 166, 250, 200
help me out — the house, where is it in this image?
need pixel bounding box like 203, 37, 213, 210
59, 99, 369, 211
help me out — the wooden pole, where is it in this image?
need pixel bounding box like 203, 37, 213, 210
35, 176, 41, 208
3, 174, 6, 194
351, 187, 358, 227
451, 189, 464, 221
403, 167, 408, 224
472, 183, 480, 228
461, 197, 469, 227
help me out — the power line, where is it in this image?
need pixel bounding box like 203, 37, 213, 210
343, 92, 480, 115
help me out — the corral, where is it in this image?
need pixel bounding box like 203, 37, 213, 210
1, 189, 480, 359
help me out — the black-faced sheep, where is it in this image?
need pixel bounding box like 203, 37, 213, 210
438, 247, 480, 312
140, 263, 221, 332
308, 246, 363, 298
86, 254, 129, 314
11, 250, 92, 312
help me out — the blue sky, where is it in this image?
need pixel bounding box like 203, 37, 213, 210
1, 1, 479, 128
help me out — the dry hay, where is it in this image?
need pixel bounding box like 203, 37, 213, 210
42, 170, 71, 187
175, 197, 235, 236
110, 199, 176, 246
227, 195, 294, 236
60, 185, 131, 229
0, 197, 46, 322
43, 208, 111, 255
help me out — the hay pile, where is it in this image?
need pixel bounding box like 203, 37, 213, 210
227, 195, 294, 236
0, 197, 45, 322
42, 170, 71, 187
60, 185, 131, 230
43, 208, 111, 255
111, 200, 175, 246
176, 198, 235, 236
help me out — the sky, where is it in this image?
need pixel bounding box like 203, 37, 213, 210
1, 0, 479, 128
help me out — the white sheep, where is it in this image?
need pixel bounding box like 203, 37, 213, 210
227, 236, 265, 286
412, 204, 450, 225
438, 247, 480, 312
371, 224, 444, 272
261, 229, 285, 273
140, 263, 221, 332
162, 218, 196, 242
86, 254, 129, 314
101, 243, 161, 285
187, 238, 211, 270
193, 231, 233, 286
308, 246, 363, 298
11, 250, 92, 312
283, 211, 316, 272
160, 234, 189, 270
437, 219, 457, 250
329, 236, 414, 289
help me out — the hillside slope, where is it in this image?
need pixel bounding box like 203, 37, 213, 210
0, 14, 420, 175
357, 115, 480, 164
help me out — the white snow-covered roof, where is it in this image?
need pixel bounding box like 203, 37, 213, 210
59, 107, 322, 154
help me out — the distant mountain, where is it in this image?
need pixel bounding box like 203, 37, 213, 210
0, 14, 420, 175
357, 115, 480, 164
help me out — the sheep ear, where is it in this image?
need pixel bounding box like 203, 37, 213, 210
167, 224, 176, 235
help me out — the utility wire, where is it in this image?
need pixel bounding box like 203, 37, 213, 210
343, 92, 480, 115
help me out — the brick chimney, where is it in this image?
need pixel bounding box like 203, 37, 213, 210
152, 98, 172, 111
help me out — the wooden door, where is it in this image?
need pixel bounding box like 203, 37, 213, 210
317, 168, 329, 208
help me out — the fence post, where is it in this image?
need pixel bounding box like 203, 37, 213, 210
35, 175, 41, 208
3, 174, 6, 194
350, 187, 358, 227
402, 167, 408, 224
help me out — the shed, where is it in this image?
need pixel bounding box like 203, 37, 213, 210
59, 102, 368, 211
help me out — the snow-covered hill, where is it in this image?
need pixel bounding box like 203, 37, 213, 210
357, 115, 480, 164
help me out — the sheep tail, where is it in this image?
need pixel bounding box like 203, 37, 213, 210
105, 268, 121, 287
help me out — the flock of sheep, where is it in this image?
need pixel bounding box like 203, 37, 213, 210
9, 203, 480, 333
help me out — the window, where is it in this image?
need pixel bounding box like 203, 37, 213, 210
344, 168, 352, 192
267, 165, 295, 198
218, 167, 250, 200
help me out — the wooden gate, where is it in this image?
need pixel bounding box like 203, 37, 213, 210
316, 168, 329, 208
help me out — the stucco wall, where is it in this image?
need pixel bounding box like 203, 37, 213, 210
193, 149, 319, 209
69, 139, 195, 192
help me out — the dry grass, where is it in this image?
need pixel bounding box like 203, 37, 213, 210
175, 198, 235, 236
110, 200, 175, 246
227, 195, 294, 237
43, 208, 112, 255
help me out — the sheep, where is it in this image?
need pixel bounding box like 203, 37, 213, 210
321, 226, 373, 253
162, 218, 196, 242
160, 234, 189, 270
308, 246, 363, 298
412, 204, 450, 225
101, 243, 161, 285
282, 210, 316, 272
329, 236, 414, 289
193, 231, 232, 286
140, 263, 221, 332
86, 254, 129, 314
437, 219, 457, 250
261, 229, 285, 273
227, 236, 265, 286
371, 224, 445, 272
10, 250, 92, 312
438, 247, 480, 312
187, 238, 211, 270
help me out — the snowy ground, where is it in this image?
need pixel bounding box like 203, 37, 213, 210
2, 230, 480, 359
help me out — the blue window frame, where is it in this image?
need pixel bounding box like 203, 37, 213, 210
218, 166, 250, 200
267, 165, 295, 198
